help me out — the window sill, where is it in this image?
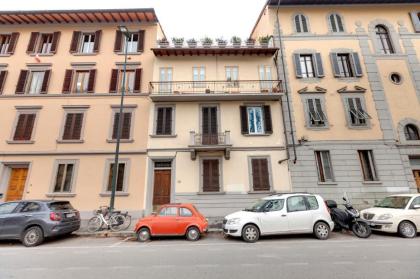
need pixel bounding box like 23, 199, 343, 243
116, 52, 143, 55
297, 77, 322, 83
306, 126, 329, 130
347, 125, 371, 130
0, 54, 11, 57
29, 53, 54, 57
71, 53, 98, 56
99, 192, 129, 197
106, 139, 134, 143
7, 140, 35, 144
247, 190, 275, 194
56, 139, 84, 144
46, 193, 76, 198
197, 191, 226, 195
337, 77, 361, 82
243, 133, 272, 137
317, 182, 338, 186
362, 181, 382, 185
150, 134, 177, 138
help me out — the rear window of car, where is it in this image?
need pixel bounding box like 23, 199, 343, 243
48, 202, 74, 211
306, 196, 319, 210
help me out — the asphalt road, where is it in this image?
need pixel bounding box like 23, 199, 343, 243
0, 232, 419, 279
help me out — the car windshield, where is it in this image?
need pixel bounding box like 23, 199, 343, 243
245, 199, 268, 212
375, 196, 411, 209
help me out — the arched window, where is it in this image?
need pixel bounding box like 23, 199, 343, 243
375, 25, 395, 54
294, 14, 309, 33
404, 124, 420, 140
329, 14, 344, 32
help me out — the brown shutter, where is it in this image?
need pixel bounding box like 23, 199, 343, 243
137, 30, 145, 52
26, 32, 39, 53
156, 108, 164, 135
50, 32, 61, 54
252, 159, 270, 191
14, 114, 35, 141
121, 112, 132, 139
0, 70, 8, 94
164, 107, 172, 135
62, 69, 73, 94
202, 159, 219, 192
263, 105, 273, 134
73, 113, 83, 140
23, 114, 35, 140
69, 31, 80, 53
240, 106, 248, 134
40, 70, 51, 94
112, 113, 119, 139
15, 70, 28, 94
109, 69, 119, 93
116, 163, 125, 191
93, 30, 102, 53
87, 69, 96, 93
133, 68, 142, 93
14, 114, 27, 140
62, 113, 74, 140
7, 32, 19, 54
114, 30, 123, 52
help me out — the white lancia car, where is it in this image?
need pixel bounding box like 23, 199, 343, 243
361, 194, 420, 238
223, 193, 334, 242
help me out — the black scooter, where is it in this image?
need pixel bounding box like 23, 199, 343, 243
326, 197, 372, 238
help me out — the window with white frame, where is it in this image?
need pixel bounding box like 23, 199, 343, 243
358, 150, 378, 181
294, 14, 309, 33
247, 106, 265, 134
0, 34, 11, 54
375, 25, 395, 54
193, 66, 205, 87
345, 97, 371, 127
80, 33, 95, 54
125, 33, 139, 53
53, 162, 76, 193
306, 98, 327, 127
74, 70, 90, 93
159, 67, 172, 93
315, 151, 334, 182
259, 65, 272, 90
299, 55, 315, 78
119, 70, 136, 93
27, 71, 45, 94
38, 33, 53, 54
225, 66, 239, 87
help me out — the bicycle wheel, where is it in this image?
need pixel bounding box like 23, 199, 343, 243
120, 214, 131, 231
109, 214, 126, 232
87, 216, 103, 232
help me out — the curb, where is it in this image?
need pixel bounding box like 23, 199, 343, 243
75, 228, 223, 238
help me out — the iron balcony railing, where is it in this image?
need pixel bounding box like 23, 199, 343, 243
189, 131, 231, 146
149, 80, 282, 95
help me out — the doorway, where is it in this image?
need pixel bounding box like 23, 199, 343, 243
413, 170, 420, 193
5, 168, 28, 201
152, 161, 172, 211
201, 106, 218, 145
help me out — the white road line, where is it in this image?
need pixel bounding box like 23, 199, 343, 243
109, 237, 133, 247
284, 262, 309, 266
150, 265, 176, 268
333, 261, 354, 265
22, 267, 47, 271
195, 264, 220, 268
376, 260, 400, 264
63, 267, 90, 270
241, 263, 262, 267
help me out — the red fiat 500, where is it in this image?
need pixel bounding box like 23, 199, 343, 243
134, 203, 208, 242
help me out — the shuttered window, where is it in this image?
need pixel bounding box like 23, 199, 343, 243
240, 105, 272, 135
28, 33, 59, 54
294, 14, 309, 33
251, 158, 270, 191
410, 11, 420, 33
315, 151, 334, 182
329, 14, 344, 32
67, 70, 96, 94
307, 98, 327, 127
15, 70, 50, 94
114, 30, 145, 53
0, 33, 19, 55
358, 150, 378, 181
13, 113, 36, 141
202, 159, 220, 192
62, 113, 84, 140
0, 70, 8, 94
346, 97, 371, 126
155, 107, 173, 135
294, 53, 323, 78
53, 163, 75, 193
375, 25, 394, 54
404, 124, 420, 140
106, 163, 126, 192
112, 112, 132, 140
70, 31, 101, 54
331, 52, 363, 77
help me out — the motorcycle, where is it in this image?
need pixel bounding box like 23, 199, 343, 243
325, 196, 372, 238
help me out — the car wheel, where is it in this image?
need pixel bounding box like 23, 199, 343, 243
398, 221, 417, 238
242, 224, 259, 243
137, 228, 151, 242
186, 226, 200, 241
22, 226, 44, 247
314, 221, 330, 240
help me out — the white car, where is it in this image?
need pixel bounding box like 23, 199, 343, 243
361, 194, 420, 238
223, 193, 334, 242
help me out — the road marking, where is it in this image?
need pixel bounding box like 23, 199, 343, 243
333, 261, 354, 265
257, 254, 278, 258
23, 267, 47, 271
109, 237, 133, 247
63, 267, 90, 271
150, 265, 176, 268
376, 260, 399, 264
284, 262, 309, 266
241, 263, 262, 267
195, 264, 220, 268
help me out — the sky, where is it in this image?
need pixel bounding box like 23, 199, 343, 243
2, 0, 267, 39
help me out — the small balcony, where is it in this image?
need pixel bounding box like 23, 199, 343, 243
188, 131, 232, 160
149, 80, 283, 102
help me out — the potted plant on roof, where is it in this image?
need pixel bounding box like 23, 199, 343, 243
201, 37, 213, 48
158, 38, 169, 48
216, 37, 227, 48
172, 37, 184, 48
231, 36, 242, 48
187, 38, 197, 48
258, 35, 271, 48
246, 38, 255, 48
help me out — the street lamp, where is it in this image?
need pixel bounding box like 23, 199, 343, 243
109, 25, 130, 212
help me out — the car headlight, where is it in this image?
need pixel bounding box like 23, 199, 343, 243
226, 218, 241, 225
378, 214, 393, 220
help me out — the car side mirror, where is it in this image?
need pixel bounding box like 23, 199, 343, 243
413, 205, 420, 210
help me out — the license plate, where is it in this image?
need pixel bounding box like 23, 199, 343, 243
66, 213, 75, 218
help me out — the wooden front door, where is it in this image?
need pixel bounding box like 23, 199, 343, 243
413, 170, 420, 193
202, 159, 220, 192
152, 170, 171, 210
202, 107, 218, 145
6, 168, 28, 201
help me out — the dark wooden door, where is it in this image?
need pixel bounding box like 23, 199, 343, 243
202, 107, 218, 145
413, 170, 420, 193
202, 159, 220, 192
152, 170, 171, 209
6, 168, 28, 201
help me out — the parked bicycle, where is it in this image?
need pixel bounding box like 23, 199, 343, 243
87, 206, 131, 232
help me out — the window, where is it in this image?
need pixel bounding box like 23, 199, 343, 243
109, 68, 142, 94
125, 33, 139, 53
0, 34, 11, 54
225, 66, 239, 87
112, 112, 132, 140
114, 30, 144, 53
70, 31, 101, 54
180, 208, 193, 217
287, 196, 307, 212
259, 65, 272, 90
62, 113, 84, 140
53, 163, 75, 193
159, 67, 172, 93
62, 69, 96, 94
74, 71, 90, 93
13, 113, 36, 141
329, 13, 344, 32
337, 54, 354, 77
306, 196, 319, 210
306, 98, 326, 127
375, 25, 394, 54
27, 71, 45, 94
250, 158, 271, 191
294, 53, 324, 78
159, 207, 177, 216
15, 70, 50, 94
358, 150, 378, 181
331, 52, 362, 78
80, 33, 95, 53
20, 202, 41, 213
106, 162, 127, 192
193, 67, 205, 87
345, 97, 371, 126
409, 197, 420, 209
299, 55, 315, 78
0, 202, 18, 214
247, 107, 264, 134
38, 33, 53, 54
262, 199, 284, 212
404, 124, 420, 140
202, 159, 221, 192
119, 70, 136, 93
240, 105, 272, 135
294, 14, 309, 33
390, 73, 402, 84
410, 11, 420, 33
155, 106, 173, 135
315, 151, 334, 182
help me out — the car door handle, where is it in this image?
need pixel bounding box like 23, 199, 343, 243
281, 214, 287, 217
24, 214, 33, 217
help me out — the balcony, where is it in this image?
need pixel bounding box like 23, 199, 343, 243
188, 131, 232, 160
149, 80, 283, 102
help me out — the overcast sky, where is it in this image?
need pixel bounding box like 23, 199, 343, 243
3, 0, 267, 39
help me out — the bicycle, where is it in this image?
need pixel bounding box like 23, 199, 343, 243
87, 206, 131, 232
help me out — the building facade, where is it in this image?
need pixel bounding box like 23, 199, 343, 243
252, 0, 420, 206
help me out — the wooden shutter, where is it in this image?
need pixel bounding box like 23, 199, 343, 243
293, 54, 302, 78
156, 108, 164, 135
40, 70, 51, 94
116, 163, 125, 191
240, 106, 249, 134
121, 112, 132, 139
15, 70, 28, 94
0, 70, 8, 94
112, 113, 120, 139
87, 69, 96, 93
138, 30, 145, 52
410, 11, 420, 32
314, 53, 324, 77
7, 32, 19, 54
164, 107, 172, 135
62, 113, 74, 140
26, 32, 39, 53
351, 52, 363, 77
50, 32, 61, 54
69, 31, 80, 53
109, 69, 119, 93
14, 114, 35, 141
114, 30, 123, 52
294, 15, 301, 33
252, 159, 270, 191
263, 105, 273, 134
133, 68, 142, 93
62, 69, 73, 93
301, 15, 308, 32
63, 113, 83, 140
202, 159, 219, 192
330, 53, 341, 77
93, 30, 102, 53
330, 14, 337, 32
